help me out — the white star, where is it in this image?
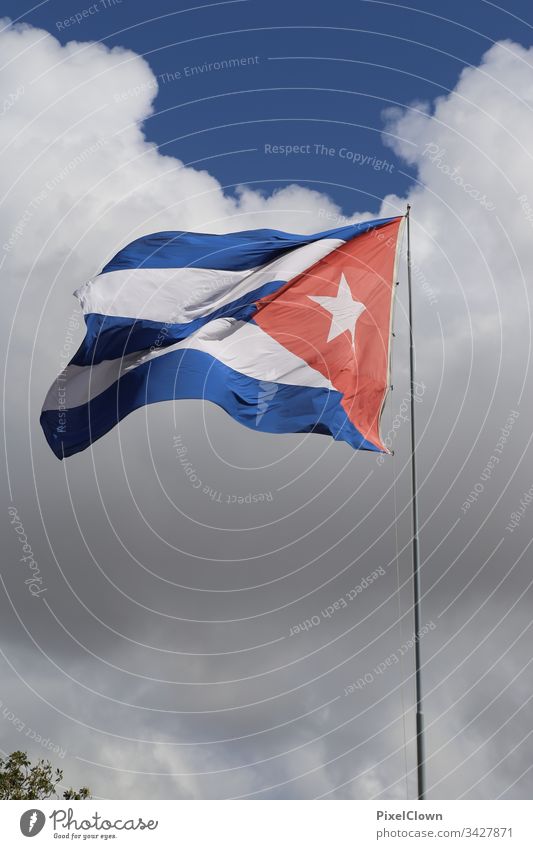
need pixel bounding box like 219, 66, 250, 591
309, 273, 366, 344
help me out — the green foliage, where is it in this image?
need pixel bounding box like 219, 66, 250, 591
0, 751, 90, 800
63, 786, 91, 800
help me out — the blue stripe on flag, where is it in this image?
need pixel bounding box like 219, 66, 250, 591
101, 218, 398, 274
40, 349, 379, 459
71, 279, 285, 366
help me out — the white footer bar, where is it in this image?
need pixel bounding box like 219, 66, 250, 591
1, 799, 530, 847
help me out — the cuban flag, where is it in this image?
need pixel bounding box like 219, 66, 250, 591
40, 215, 403, 459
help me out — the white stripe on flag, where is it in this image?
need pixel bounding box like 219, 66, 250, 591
74, 238, 345, 323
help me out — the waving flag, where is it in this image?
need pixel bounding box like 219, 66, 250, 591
40, 216, 403, 459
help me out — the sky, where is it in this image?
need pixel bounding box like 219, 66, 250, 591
1, 0, 533, 800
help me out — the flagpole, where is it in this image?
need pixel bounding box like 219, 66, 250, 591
405, 204, 426, 801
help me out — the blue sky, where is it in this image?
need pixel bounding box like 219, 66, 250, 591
4, 0, 533, 216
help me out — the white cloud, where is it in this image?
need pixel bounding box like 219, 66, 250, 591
0, 18, 346, 283
381, 39, 533, 335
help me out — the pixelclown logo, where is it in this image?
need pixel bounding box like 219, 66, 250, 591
20, 809, 46, 836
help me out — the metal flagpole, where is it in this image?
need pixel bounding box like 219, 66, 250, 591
405, 204, 426, 801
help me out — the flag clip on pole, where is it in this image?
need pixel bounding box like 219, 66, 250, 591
406, 204, 426, 801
